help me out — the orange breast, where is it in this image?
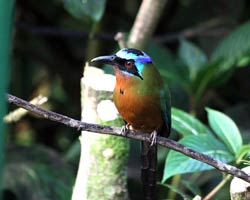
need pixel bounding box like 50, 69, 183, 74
113, 67, 164, 133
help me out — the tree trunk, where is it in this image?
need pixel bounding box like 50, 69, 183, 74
71, 63, 130, 200
127, 0, 168, 50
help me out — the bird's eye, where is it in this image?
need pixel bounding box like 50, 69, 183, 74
125, 60, 134, 68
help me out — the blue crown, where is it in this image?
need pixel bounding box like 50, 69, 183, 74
116, 48, 152, 63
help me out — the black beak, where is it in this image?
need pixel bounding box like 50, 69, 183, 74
91, 55, 117, 65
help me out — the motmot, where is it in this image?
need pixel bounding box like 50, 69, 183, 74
91, 48, 171, 200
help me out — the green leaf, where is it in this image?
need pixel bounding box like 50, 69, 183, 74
178, 39, 207, 80
191, 59, 227, 102
162, 134, 234, 182
172, 107, 212, 136
206, 108, 242, 156
64, 0, 107, 22
211, 21, 250, 70
147, 41, 189, 87
237, 55, 250, 67
236, 145, 250, 164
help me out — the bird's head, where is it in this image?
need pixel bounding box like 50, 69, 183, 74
91, 48, 153, 80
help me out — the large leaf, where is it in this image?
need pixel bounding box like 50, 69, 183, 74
178, 39, 207, 80
147, 41, 189, 86
172, 107, 212, 136
206, 108, 242, 156
162, 134, 234, 182
64, 0, 107, 22
191, 59, 226, 102
211, 21, 250, 70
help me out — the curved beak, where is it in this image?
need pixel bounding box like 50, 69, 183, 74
91, 55, 117, 65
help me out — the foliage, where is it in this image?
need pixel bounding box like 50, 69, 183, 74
162, 107, 250, 197
163, 107, 242, 181
171, 108, 212, 136
206, 108, 242, 155
153, 23, 250, 190
64, 0, 107, 27
211, 21, 250, 70
149, 21, 250, 111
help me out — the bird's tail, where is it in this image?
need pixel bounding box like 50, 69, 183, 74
141, 141, 157, 200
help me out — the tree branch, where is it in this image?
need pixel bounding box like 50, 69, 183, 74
5, 93, 250, 183
127, 0, 168, 49
154, 17, 230, 43
17, 17, 231, 44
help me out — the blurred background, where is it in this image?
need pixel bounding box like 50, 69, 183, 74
2, 0, 250, 199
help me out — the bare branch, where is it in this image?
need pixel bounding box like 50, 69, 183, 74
17, 22, 115, 40
127, 0, 168, 49
114, 32, 127, 48
4, 95, 48, 123
5, 93, 250, 183
154, 17, 231, 43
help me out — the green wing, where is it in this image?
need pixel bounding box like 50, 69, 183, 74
160, 87, 171, 137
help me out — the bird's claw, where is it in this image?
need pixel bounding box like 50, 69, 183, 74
120, 124, 131, 137
150, 131, 157, 146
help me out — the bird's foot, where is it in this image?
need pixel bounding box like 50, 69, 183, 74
150, 130, 157, 146
120, 124, 132, 137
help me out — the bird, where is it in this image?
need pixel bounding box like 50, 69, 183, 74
91, 48, 171, 200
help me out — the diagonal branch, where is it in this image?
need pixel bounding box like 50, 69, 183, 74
5, 93, 250, 183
